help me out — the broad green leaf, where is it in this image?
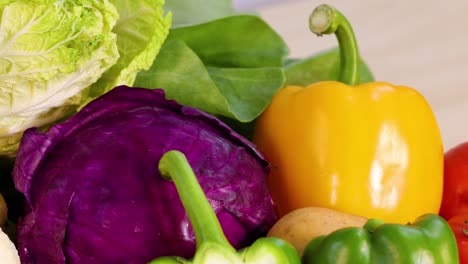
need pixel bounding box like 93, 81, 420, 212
135, 40, 285, 122
285, 48, 374, 86
135, 40, 231, 118
207, 67, 284, 122
163, 0, 234, 28
167, 15, 289, 68
135, 15, 288, 123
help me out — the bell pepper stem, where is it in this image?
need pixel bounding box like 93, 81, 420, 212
363, 218, 385, 233
158, 150, 232, 249
309, 4, 360, 85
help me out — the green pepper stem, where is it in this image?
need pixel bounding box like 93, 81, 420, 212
309, 4, 360, 85
363, 218, 385, 233
158, 150, 232, 249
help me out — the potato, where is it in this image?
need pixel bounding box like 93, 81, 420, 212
267, 207, 367, 256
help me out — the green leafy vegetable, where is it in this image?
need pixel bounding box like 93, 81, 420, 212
166, 15, 287, 68
87, 0, 172, 98
208, 66, 284, 121
0, 0, 119, 155
135, 14, 288, 123
164, 0, 234, 28
0, 0, 170, 156
285, 48, 374, 86
137, 40, 230, 116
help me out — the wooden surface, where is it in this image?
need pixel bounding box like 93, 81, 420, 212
257, 0, 468, 150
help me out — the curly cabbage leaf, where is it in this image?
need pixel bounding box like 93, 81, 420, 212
0, 0, 170, 156
0, 0, 119, 155
86, 0, 171, 99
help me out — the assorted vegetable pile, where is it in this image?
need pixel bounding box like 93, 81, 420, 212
0, 0, 466, 263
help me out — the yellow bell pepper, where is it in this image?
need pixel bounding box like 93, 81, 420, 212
253, 4, 443, 224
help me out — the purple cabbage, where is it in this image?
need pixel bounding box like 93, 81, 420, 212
13, 86, 277, 264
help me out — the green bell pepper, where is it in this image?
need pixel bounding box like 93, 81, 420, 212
149, 150, 301, 264
302, 213, 459, 264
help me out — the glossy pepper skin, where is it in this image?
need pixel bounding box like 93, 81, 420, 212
150, 151, 301, 264
253, 4, 443, 223
302, 214, 459, 264
448, 214, 468, 264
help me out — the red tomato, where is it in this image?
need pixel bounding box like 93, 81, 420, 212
448, 215, 468, 264
440, 142, 468, 220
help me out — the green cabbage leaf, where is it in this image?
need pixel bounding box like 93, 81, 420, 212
0, 0, 170, 155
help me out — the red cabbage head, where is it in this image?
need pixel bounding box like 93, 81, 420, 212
13, 86, 277, 264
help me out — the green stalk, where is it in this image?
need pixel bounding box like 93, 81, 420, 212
363, 218, 385, 233
158, 150, 232, 249
309, 4, 360, 85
